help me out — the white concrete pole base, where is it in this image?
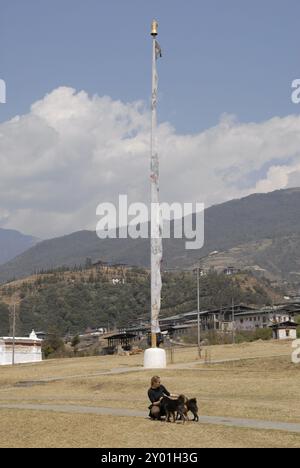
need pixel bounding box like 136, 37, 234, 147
144, 348, 167, 369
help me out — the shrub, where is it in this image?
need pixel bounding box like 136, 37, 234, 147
236, 328, 272, 343
42, 333, 66, 359
253, 327, 272, 341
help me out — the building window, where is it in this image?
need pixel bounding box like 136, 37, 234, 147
286, 330, 290, 337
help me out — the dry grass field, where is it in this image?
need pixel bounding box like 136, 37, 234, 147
1, 410, 299, 449
0, 340, 299, 448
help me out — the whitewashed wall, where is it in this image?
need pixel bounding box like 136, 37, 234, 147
278, 329, 297, 340
0, 340, 42, 366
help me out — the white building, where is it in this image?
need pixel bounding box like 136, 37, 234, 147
235, 311, 293, 331
270, 321, 298, 341
0, 330, 42, 366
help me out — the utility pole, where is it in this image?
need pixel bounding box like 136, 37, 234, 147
232, 296, 235, 344
195, 252, 219, 358
12, 303, 16, 366
197, 267, 201, 358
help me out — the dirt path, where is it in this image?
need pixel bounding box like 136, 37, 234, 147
0, 403, 300, 434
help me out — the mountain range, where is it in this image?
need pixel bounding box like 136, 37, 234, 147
0, 228, 39, 266
1, 187, 300, 284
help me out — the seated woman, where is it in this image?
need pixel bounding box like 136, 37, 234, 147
148, 375, 178, 420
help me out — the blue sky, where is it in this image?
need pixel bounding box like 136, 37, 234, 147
1, 1, 300, 238
1, 0, 299, 133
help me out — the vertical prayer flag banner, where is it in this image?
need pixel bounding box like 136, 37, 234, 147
155, 40, 162, 59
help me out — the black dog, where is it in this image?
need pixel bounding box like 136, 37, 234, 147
176, 397, 199, 422
186, 398, 199, 422
160, 394, 188, 423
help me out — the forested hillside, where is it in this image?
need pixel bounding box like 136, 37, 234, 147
0, 266, 278, 336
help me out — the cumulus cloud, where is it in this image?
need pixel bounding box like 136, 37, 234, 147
1, 86, 300, 238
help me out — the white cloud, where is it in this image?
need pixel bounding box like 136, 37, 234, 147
1, 86, 300, 238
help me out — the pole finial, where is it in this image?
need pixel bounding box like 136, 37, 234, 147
151, 19, 158, 37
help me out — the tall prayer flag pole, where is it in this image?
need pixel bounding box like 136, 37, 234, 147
144, 20, 166, 368
150, 20, 162, 348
